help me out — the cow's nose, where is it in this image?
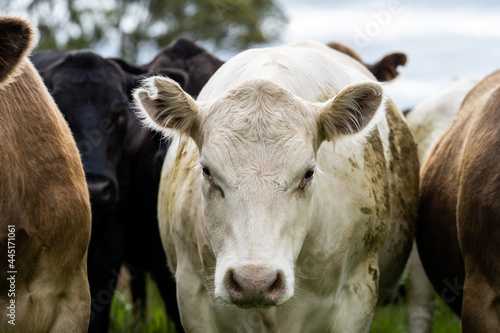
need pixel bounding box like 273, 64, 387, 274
224, 266, 286, 307
87, 178, 114, 205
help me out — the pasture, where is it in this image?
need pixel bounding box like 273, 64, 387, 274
109, 275, 462, 332
4, 0, 500, 331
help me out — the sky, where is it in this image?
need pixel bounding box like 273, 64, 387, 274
5, 0, 500, 110
246, 0, 500, 110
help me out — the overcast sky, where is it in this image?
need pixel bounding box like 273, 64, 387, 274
7, 0, 500, 110
253, 0, 500, 110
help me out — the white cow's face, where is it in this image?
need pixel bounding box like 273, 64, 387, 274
134, 76, 382, 308
199, 85, 319, 306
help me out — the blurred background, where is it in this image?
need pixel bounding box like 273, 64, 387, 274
5, 0, 500, 110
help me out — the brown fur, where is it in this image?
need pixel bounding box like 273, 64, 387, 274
0, 16, 91, 332
327, 42, 407, 82
417, 69, 500, 330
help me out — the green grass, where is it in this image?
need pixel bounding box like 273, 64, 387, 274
371, 297, 461, 333
110, 272, 462, 332
109, 271, 176, 333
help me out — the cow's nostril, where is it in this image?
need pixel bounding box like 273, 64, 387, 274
226, 269, 243, 296
268, 271, 284, 296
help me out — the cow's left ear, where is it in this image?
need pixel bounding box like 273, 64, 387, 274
367, 52, 407, 82
134, 76, 199, 139
0, 16, 34, 84
318, 82, 383, 141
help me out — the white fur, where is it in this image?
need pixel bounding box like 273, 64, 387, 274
135, 40, 416, 332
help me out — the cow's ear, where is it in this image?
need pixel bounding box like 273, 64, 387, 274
146, 67, 189, 90
108, 57, 147, 75
367, 52, 407, 82
0, 16, 34, 84
134, 76, 199, 139
318, 82, 383, 141
326, 42, 363, 64
125, 68, 189, 100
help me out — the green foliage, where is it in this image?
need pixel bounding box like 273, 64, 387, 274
11, 0, 287, 61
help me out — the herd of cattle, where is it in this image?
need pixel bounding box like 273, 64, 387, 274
1, 15, 499, 333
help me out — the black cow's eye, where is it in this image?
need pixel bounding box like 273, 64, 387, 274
117, 111, 127, 125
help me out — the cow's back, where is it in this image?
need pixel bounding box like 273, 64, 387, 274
0, 17, 91, 332
456, 71, 500, 330
418, 70, 500, 321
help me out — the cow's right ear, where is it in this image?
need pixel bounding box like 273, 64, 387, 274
318, 82, 383, 142
0, 16, 34, 84
134, 76, 199, 140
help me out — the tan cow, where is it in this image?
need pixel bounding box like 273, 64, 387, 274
0, 16, 92, 332
417, 70, 500, 331
405, 78, 478, 333
135, 40, 418, 332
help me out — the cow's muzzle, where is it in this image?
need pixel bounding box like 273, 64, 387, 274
224, 265, 287, 308
87, 174, 118, 205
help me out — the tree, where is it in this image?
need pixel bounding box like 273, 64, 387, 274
10, 0, 287, 61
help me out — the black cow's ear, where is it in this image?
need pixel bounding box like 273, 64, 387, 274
107, 57, 147, 96
108, 57, 147, 75
36, 54, 70, 91
0, 16, 34, 84
148, 67, 189, 90
123, 67, 190, 99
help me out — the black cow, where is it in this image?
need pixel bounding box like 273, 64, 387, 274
112, 37, 223, 97
120, 116, 180, 329
31, 50, 138, 333
109, 38, 223, 331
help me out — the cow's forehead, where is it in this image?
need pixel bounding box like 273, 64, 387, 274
201, 79, 318, 142
200, 118, 316, 187
201, 134, 315, 190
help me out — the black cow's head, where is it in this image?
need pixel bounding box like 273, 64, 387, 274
33, 50, 136, 207
111, 37, 223, 97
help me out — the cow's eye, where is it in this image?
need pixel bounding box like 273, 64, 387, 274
117, 111, 127, 124
202, 167, 211, 178
304, 169, 314, 180
299, 167, 315, 190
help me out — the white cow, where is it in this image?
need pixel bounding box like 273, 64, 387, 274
134, 41, 418, 332
405, 78, 478, 333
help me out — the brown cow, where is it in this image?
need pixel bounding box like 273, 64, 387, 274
417, 70, 500, 331
327, 41, 407, 82
0, 16, 92, 332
